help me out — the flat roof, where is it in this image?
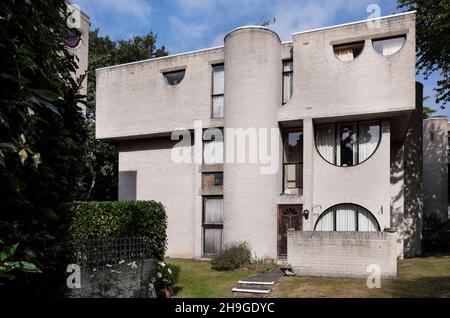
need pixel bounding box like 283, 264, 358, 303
292, 11, 416, 35
96, 11, 415, 72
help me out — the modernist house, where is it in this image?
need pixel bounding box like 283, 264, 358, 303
96, 12, 425, 265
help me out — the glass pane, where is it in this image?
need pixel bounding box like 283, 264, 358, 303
164, 70, 185, 85
204, 228, 222, 255
215, 173, 223, 186
358, 121, 380, 163
285, 131, 303, 163
202, 173, 223, 187
373, 36, 405, 56
67, 28, 81, 48
203, 139, 224, 164
333, 42, 364, 61
339, 124, 356, 166
284, 163, 302, 189
315, 211, 334, 231
358, 209, 378, 231
204, 198, 223, 224
283, 61, 293, 72
316, 125, 335, 164
213, 65, 224, 95
202, 174, 215, 187
212, 95, 224, 118
336, 205, 356, 231
283, 72, 293, 104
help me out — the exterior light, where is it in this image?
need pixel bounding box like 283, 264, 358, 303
303, 209, 310, 220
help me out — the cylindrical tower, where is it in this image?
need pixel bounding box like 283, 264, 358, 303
223, 27, 281, 259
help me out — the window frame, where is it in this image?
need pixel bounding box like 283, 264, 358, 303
332, 40, 365, 62
203, 128, 224, 165
202, 196, 224, 256
372, 34, 407, 56
315, 120, 382, 167
202, 172, 224, 188
211, 63, 224, 119
314, 203, 381, 232
282, 128, 303, 193
163, 69, 186, 86
282, 59, 293, 105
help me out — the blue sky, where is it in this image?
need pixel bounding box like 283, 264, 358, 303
75, 0, 446, 116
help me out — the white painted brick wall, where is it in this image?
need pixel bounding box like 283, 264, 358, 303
288, 231, 401, 279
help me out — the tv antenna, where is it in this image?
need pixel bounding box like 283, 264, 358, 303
260, 17, 276, 27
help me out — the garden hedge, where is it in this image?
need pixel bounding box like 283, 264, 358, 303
70, 201, 167, 260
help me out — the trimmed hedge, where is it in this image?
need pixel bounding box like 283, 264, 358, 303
70, 201, 167, 260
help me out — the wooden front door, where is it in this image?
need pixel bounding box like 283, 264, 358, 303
278, 205, 303, 258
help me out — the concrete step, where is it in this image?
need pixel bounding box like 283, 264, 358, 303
237, 280, 275, 285
232, 288, 271, 294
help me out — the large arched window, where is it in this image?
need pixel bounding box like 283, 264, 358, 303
315, 120, 381, 167
314, 204, 380, 232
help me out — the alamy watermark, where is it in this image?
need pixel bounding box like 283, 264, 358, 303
171, 120, 280, 175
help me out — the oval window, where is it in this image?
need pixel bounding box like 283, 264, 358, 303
333, 41, 364, 61
66, 28, 82, 48
315, 120, 381, 167
372, 35, 406, 56
164, 70, 185, 86
315, 204, 380, 232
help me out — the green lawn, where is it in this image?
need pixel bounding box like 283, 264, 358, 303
167, 258, 257, 298
271, 256, 450, 298
168, 256, 450, 298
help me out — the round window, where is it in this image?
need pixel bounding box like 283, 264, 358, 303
66, 28, 82, 48
315, 120, 381, 167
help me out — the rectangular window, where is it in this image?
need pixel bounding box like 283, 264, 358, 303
203, 129, 224, 164
283, 129, 303, 193
212, 64, 224, 118
203, 197, 223, 255
202, 172, 223, 188
282, 60, 293, 104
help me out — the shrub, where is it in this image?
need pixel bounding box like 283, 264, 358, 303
249, 258, 278, 273
70, 201, 167, 260
211, 242, 251, 271
151, 261, 180, 298
0, 0, 87, 297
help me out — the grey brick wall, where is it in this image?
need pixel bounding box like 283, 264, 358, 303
288, 231, 401, 279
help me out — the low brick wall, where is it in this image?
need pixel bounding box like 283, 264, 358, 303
287, 231, 401, 279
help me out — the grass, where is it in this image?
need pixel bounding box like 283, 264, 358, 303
166, 258, 257, 298
167, 256, 450, 298
271, 256, 450, 298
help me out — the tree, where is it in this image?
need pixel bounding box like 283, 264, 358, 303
0, 0, 87, 296
81, 29, 168, 201
398, 0, 450, 108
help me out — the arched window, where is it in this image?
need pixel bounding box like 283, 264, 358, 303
315, 204, 380, 232
315, 120, 381, 167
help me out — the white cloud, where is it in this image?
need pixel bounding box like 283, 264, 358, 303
270, 0, 376, 41
167, 16, 210, 51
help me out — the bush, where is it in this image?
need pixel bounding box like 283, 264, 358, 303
70, 201, 167, 260
151, 261, 180, 298
0, 0, 87, 297
249, 258, 277, 273
211, 242, 251, 271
